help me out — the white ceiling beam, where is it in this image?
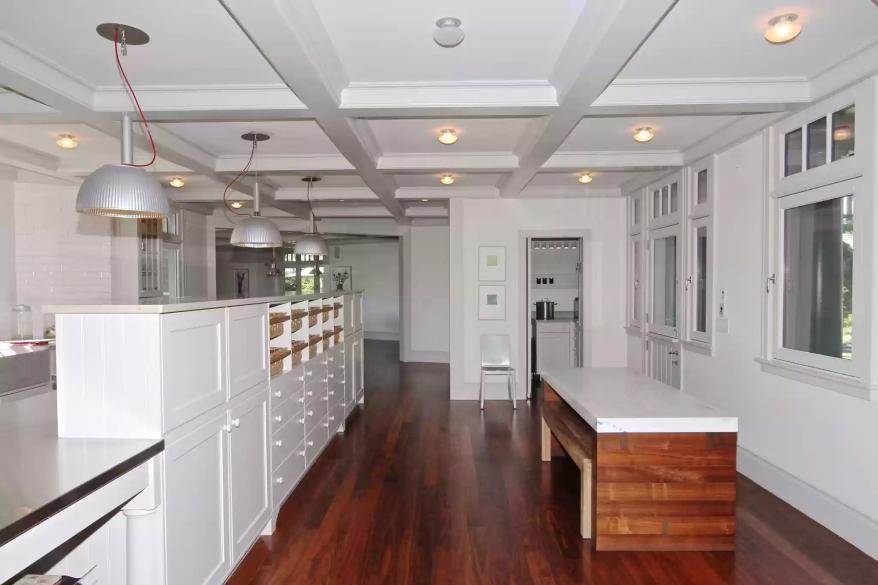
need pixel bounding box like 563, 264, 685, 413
499, 0, 678, 198
395, 186, 499, 200
0, 136, 59, 171
219, 0, 407, 223
544, 150, 682, 170
378, 152, 518, 173
314, 206, 392, 218
519, 185, 621, 198
275, 187, 377, 201
405, 207, 449, 218
215, 154, 354, 173
340, 81, 557, 117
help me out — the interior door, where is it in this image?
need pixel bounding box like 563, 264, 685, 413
227, 385, 270, 563
164, 411, 230, 585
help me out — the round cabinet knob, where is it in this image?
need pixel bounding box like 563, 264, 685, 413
298, 417, 306, 424
275, 477, 284, 485
328, 357, 334, 362
329, 416, 335, 422
275, 440, 283, 447
299, 449, 306, 456
307, 410, 314, 416
297, 376, 305, 382
306, 440, 314, 446
328, 374, 334, 379
223, 424, 232, 433
232, 418, 241, 428
306, 390, 314, 396
321, 396, 329, 401
274, 415, 283, 423
307, 371, 314, 377
328, 391, 335, 396
274, 391, 282, 398
298, 396, 305, 403
323, 421, 329, 427
322, 378, 328, 383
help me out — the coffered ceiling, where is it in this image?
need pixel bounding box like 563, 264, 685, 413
0, 0, 876, 227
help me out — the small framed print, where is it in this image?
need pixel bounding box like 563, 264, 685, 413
479, 285, 506, 320
479, 246, 506, 281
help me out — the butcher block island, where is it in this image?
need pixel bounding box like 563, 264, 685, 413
540, 367, 738, 552
45, 291, 365, 585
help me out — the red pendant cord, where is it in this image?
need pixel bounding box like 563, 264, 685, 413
114, 28, 157, 167
223, 139, 257, 216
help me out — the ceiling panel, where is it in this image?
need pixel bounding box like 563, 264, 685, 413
393, 173, 502, 188
265, 174, 367, 189
313, 0, 587, 82
620, 0, 878, 79
560, 115, 742, 152
367, 118, 534, 154
1, 0, 283, 86
160, 121, 340, 157
527, 171, 640, 189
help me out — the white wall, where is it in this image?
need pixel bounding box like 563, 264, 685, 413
14, 183, 113, 335
0, 179, 16, 338
401, 226, 450, 363
181, 209, 209, 298
215, 247, 282, 298
682, 133, 878, 559
449, 198, 627, 400
332, 240, 400, 340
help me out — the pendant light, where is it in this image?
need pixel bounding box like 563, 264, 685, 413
294, 177, 328, 256
230, 133, 282, 248
77, 24, 168, 218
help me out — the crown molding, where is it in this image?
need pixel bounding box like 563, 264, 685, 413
544, 150, 682, 169
378, 152, 518, 172
215, 153, 354, 173
593, 76, 811, 107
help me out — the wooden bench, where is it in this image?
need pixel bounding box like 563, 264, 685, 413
540, 383, 595, 539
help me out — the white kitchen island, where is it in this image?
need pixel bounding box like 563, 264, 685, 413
46, 291, 366, 585
540, 367, 738, 552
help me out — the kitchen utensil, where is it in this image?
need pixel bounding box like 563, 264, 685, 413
534, 300, 556, 320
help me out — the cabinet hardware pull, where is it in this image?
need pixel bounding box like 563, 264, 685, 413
322, 396, 329, 401
298, 396, 305, 403
328, 374, 334, 379
274, 415, 283, 422
328, 391, 335, 396
232, 418, 241, 428
275, 477, 284, 484
668, 350, 679, 356
299, 450, 306, 456
323, 421, 329, 427
275, 440, 283, 447
274, 391, 282, 397
321, 378, 328, 383
223, 424, 232, 433
329, 416, 335, 421
307, 371, 313, 376
328, 357, 334, 362
306, 390, 313, 396
766, 273, 776, 293
297, 376, 305, 382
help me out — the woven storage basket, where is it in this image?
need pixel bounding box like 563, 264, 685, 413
270, 347, 291, 363
291, 309, 308, 320
290, 318, 303, 334
269, 322, 284, 340
269, 312, 290, 325
270, 360, 283, 377
308, 314, 318, 327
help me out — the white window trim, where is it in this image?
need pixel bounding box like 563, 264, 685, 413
686, 216, 712, 345
648, 223, 681, 340
629, 191, 643, 234
689, 156, 715, 219
770, 177, 863, 379
628, 233, 643, 329
647, 171, 684, 230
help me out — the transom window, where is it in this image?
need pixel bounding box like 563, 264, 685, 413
784, 104, 855, 177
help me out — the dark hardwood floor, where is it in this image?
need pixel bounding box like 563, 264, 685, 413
230, 340, 878, 585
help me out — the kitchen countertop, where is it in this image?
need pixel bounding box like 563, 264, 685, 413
44, 290, 364, 315
540, 367, 737, 434
0, 393, 163, 547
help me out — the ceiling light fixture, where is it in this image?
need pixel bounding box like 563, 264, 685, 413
632, 127, 655, 143
434, 17, 464, 48
832, 126, 853, 142
77, 24, 167, 218
230, 201, 243, 209
294, 176, 329, 256
230, 133, 282, 248
764, 13, 802, 44
437, 128, 458, 145
55, 134, 78, 149
440, 174, 455, 185
578, 173, 593, 184
421, 198, 429, 202
168, 176, 185, 188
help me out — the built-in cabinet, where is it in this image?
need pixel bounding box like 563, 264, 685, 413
534, 320, 575, 374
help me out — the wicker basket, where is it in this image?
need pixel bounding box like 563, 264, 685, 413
291, 350, 303, 366
270, 360, 284, 377
290, 318, 303, 334
269, 322, 284, 340
291, 309, 308, 320
270, 347, 291, 363
269, 312, 290, 325
308, 314, 318, 327
309, 334, 322, 346
334, 325, 343, 334
333, 333, 340, 344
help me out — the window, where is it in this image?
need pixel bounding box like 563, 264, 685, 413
650, 226, 678, 338
785, 128, 803, 176
687, 219, 711, 343
773, 179, 860, 376
649, 178, 681, 226
831, 105, 855, 161
783, 104, 855, 177
281, 250, 326, 294
630, 236, 642, 327
633, 198, 641, 227
696, 170, 708, 205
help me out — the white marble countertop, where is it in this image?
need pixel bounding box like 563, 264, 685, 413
540, 367, 737, 433
44, 290, 363, 315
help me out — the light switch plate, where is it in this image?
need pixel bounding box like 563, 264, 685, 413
717, 318, 730, 334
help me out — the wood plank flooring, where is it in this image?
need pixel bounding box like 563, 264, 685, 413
230, 340, 878, 585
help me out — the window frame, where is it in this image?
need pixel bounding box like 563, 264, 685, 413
686, 216, 712, 345
280, 250, 326, 294
647, 173, 683, 230
627, 190, 645, 330
648, 223, 681, 340
771, 177, 862, 378
683, 156, 716, 349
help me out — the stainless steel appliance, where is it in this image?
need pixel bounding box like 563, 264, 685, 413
534, 300, 556, 320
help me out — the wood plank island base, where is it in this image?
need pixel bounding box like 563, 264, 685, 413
540, 368, 738, 552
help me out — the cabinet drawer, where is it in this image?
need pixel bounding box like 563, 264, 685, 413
270, 368, 304, 413
326, 403, 344, 434
270, 393, 300, 430
327, 383, 343, 411
302, 402, 326, 435
303, 359, 325, 382
272, 447, 305, 510
302, 382, 325, 407
304, 425, 329, 465
271, 414, 305, 471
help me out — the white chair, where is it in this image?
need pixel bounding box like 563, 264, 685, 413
479, 334, 517, 410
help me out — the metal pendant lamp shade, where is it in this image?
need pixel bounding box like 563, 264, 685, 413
294, 176, 328, 256
76, 113, 169, 218
231, 181, 282, 248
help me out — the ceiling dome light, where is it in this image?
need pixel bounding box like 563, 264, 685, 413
231, 133, 281, 248
421, 198, 429, 202
440, 174, 455, 185
434, 17, 464, 48
77, 162, 168, 218
293, 176, 328, 257
168, 176, 185, 188
578, 173, 593, 184
764, 13, 802, 44
632, 127, 655, 143
437, 128, 458, 145
230, 201, 243, 209
55, 134, 78, 149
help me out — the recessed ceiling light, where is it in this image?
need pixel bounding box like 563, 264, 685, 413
434, 17, 464, 48
230, 201, 243, 209
168, 176, 185, 188
437, 128, 458, 145
421, 198, 429, 202
440, 174, 455, 185
339, 199, 345, 202
578, 173, 593, 184
632, 127, 655, 143
55, 134, 78, 149
764, 13, 802, 44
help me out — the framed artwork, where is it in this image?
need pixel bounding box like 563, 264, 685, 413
233, 269, 250, 298
479, 285, 506, 320
479, 246, 506, 281
332, 266, 353, 291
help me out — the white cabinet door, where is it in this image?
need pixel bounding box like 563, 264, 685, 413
227, 304, 269, 399
161, 309, 227, 432
228, 385, 270, 563
164, 411, 230, 585
343, 337, 354, 413
352, 332, 364, 401
535, 331, 573, 374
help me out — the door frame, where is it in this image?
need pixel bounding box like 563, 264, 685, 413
518, 229, 591, 393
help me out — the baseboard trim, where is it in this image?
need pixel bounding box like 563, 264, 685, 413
738, 446, 878, 561
365, 331, 399, 341
401, 350, 449, 363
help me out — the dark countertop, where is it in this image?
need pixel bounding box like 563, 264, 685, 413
0, 392, 163, 547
